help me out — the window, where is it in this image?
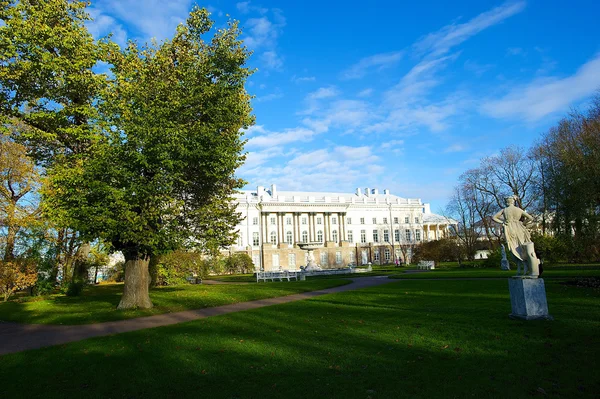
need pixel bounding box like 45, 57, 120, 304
286, 217, 292, 225
332, 217, 337, 225
252, 254, 260, 268
317, 217, 322, 225
405, 229, 412, 242
373, 230, 379, 243
332, 230, 338, 242
394, 229, 400, 242
320, 252, 328, 265
286, 231, 293, 244
270, 217, 276, 225
360, 230, 366, 243
253, 217, 258, 225
302, 231, 308, 243
384, 248, 391, 262
347, 217, 352, 224
270, 231, 277, 244
349, 251, 355, 262
394, 217, 399, 224
374, 251, 380, 262
360, 217, 365, 225
372, 217, 377, 224
416, 230, 421, 241
253, 232, 259, 246
302, 217, 307, 225
383, 217, 388, 224
317, 230, 323, 242
405, 216, 409, 223
348, 230, 354, 243
336, 251, 342, 264
383, 229, 389, 242
237, 233, 243, 247
415, 217, 419, 223
289, 253, 296, 268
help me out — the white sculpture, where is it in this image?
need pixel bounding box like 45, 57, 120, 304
492, 196, 540, 277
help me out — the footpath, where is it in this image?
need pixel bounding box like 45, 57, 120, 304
0, 276, 393, 356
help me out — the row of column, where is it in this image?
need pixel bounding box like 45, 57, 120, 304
261, 212, 346, 245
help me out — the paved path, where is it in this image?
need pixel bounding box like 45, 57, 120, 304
0, 276, 393, 356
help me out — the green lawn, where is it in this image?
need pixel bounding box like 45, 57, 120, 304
0, 279, 350, 325
391, 266, 600, 279
0, 279, 598, 398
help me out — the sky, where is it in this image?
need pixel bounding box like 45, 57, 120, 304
87, 0, 600, 212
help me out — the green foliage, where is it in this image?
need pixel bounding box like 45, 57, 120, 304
32, 278, 55, 296
413, 238, 459, 263
155, 250, 207, 286
224, 253, 254, 274
65, 281, 84, 297
42, 6, 253, 263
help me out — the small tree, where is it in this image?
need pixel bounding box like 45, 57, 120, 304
0, 260, 37, 301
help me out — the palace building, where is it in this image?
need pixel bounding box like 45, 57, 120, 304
229, 184, 455, 271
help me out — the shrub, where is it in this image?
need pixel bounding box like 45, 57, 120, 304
0, 260, 38, 302
224, 253, 253, 274
33, 278, 56, 296
66, 281, 84, 297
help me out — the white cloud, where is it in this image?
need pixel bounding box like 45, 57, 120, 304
444, 144, 466, 153
291, 75, 316, 84
87, 8, 128, 47
242, 146, 384, 193
413, 1, 526, 58
357, 88, 373, 98
255, 92, 284, 102
481, 53, 600, 121
92, 0, 193, 42
261, 50, 284, 70
307, 86, 339, 100
236, 1, 268, 14
341, 51, 404, 80
246, 126, 320, 148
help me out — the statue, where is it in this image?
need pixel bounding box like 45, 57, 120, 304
492, 196, 540, 277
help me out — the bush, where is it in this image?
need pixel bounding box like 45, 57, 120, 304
103, 261, 125, 282
224, 253, 254, 274
33, 278, 56, 296
66, 281, 84, 297
0, 260, 38, 302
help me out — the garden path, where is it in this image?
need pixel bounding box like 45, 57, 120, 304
0, 276, 393, 356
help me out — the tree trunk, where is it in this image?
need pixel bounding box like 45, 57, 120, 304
148, 254, 161, 288
118, 256, 153, 309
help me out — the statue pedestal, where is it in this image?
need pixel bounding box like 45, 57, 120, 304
508, 277, 553, 320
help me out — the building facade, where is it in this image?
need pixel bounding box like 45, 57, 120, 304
229, 184, 454, 271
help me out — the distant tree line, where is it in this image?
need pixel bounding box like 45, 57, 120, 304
444, 95, 600, 263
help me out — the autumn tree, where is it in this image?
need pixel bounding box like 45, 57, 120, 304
45, 8, 253, 309
0, 136, 40, 260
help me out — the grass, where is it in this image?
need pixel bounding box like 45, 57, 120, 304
0, 279, 350, 325
0, 278, 598, 398
392, 264, 600, 279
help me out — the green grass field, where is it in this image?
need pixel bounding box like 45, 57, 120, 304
392, 264, 600, 279
0, 279, 349, 325
1, 278, 598, 398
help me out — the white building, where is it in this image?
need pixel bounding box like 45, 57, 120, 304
229, 184, 455, 271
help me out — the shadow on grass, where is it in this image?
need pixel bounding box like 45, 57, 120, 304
0, 279, 598, 398
0, 280, 351, 325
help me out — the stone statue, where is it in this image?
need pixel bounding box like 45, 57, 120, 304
500, 244, 510, 270
492, 196, 540, 277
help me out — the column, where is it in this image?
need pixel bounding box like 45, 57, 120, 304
261, 213, 268, 243
292, 212, 298, 244
308, 213, 313, 242
323, 213, 329, 243
340, 213, 345, 242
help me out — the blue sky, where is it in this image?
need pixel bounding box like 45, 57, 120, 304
88, 0, 600, 211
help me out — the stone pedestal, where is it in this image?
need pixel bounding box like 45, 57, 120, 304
508, 277, 553, 320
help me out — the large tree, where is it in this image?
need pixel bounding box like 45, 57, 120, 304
45, 7, 253, 308
0, 0, 108, 280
